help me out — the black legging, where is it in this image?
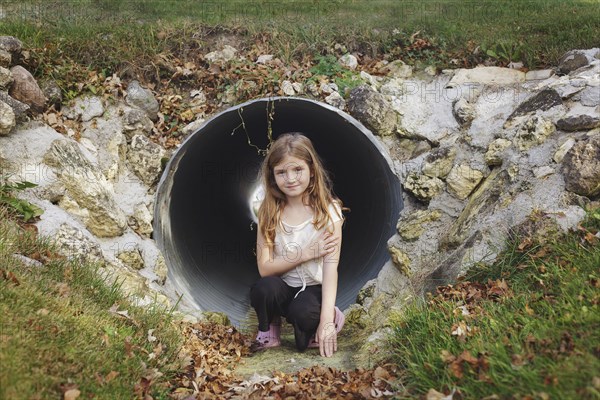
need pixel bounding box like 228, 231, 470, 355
250, 276, 322, 351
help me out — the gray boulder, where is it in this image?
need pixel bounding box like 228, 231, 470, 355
0, 49, 11, 68
0, 36, 22, 61
40, 80, 63, 109
0, 91, 29, 118
127, 135, 166, 186
347, 85, 398, 136
0, 66, 12, 89
123, 107, 154, 141
556, 115, 600, 132
53, 223, 105, 264
63, 95, 104, 122
125, 80, 160, 121
403, 173, 445, 202
513, 116, 556, 151
0, 100, 15, 136
446, 164, 484, 200
452, 97, 476, 128
558, 50, 590, 74
9, 66, 46, 112
43, 139, 127, 237
506, 89, 562, 122
563, 135, 600, 198
422, 147, 456, 178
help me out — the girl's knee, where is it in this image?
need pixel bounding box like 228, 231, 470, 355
287, 301, 319, 329
250, 276, 284, 301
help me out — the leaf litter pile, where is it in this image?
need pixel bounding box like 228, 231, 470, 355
168, 322, 400, 399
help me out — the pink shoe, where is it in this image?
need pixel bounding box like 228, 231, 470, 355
308, 307, 345, 348
254, 317, 281, 350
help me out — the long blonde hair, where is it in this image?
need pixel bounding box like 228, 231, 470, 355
258, 133, 343, 245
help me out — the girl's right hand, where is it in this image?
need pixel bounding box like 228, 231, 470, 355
304, 231, 340, 262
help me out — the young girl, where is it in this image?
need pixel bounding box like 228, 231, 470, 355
250, 132, 345, 358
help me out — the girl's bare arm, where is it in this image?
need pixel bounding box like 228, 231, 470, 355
256, 226, 339, 277
317, 219, 343, 357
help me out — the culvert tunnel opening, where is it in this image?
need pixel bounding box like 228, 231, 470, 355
155, 97, 402, 326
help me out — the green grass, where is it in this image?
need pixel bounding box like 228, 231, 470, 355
388, 209, 600, 399
0, 208, 183, 399
1, 0, 599, 77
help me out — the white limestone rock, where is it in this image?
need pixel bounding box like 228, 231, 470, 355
291, 82, 304, 94
446, 164, 484, 200
422, 147, 456, 178
53, 223, 105, 264
452, 97, 476, 128
256, 54, 273, 64
383, 60, 413, 78
205, 45, 238, 63
129, 202, 153, 237
525, 69, 555, 81
360, 71, 379, 89
320, 82, 338, 95
0, 66, 12, 89
281, 80, 295, 96
325, 91, 345, 110
117, 246, 145, 270
446, 66, 525, 87
63, 96, 104, 122
578, 87, 600, 107
154, 253, 168, 285
554, 138, 576, 163
339, 54, 358, 70
81, 116, 126, 182
533, 166, 555, 179
43, 139, 127, 237
181, 117, 206, 136
379, 78, 405, 97
403, 173, 445, 202
127, 134, 166, 186
0, 100, 15, 136
484, 138, 512, 166
513, 116, 556, 151
122, 107, 154, 141
126, 80, 160, 121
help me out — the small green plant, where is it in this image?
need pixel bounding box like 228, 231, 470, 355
481, 40, 527, 66
0, 179, 44, 222
310, 54, 344, 77
308, 54, 363, 97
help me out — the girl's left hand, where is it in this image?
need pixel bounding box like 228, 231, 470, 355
316, 320, 337, 357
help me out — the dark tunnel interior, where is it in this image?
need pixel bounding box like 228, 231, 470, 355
155, 97, 402, 325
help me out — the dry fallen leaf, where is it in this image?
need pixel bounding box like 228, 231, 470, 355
440, 350, 456, 363
105, 370, 119, 383
0, 269, 20, 286
525, 303, 535, 315
426, 388, 456, 400
63, 388, 80, 400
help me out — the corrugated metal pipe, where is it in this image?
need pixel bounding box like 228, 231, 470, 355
154, 97, 402, 325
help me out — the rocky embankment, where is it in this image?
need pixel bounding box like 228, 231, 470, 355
1, 35, 598, 363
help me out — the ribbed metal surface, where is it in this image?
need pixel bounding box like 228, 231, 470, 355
154, 97, 402, 325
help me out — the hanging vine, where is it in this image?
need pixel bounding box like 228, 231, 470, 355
230, 100, 276, 156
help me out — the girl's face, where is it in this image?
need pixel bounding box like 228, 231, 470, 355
273, 154, 312, 200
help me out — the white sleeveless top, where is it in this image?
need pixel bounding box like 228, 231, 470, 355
274, 202, 343, 296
